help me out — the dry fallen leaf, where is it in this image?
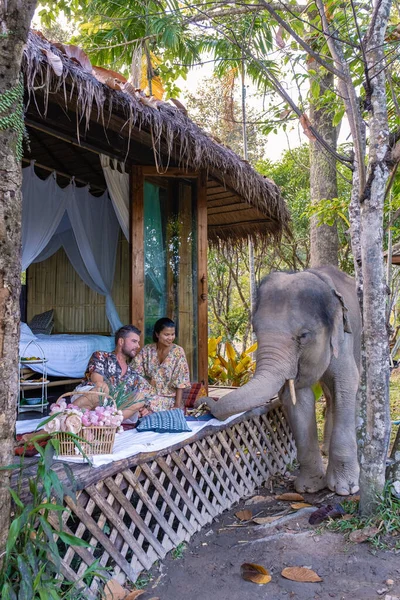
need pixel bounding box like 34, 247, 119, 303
291, 502, 313, 510
245, 495, 269, 505
235, 509, 253, 521
42, 49, 63, 76
103, 579, 128, 600
275, 26, 285, 48
92, 65, 127, 90
252, 516, 282, 525
124, 591, 145, 600
347, 494, 360, 502
169, 97, 188, 115
349, 526, 379, 543
276, 493, 305, 502
299, 113, 317, 141
52, 43, 92, 73
281, 566, 322, 583
241, 563, 272, 584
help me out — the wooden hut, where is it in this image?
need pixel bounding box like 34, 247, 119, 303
21, 31, 290, 386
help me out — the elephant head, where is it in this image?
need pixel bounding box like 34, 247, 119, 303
207, 266, 358, 421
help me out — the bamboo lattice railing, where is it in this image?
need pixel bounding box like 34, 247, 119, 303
43, 402, 295, 597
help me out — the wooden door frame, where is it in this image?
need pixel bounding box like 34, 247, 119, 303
130, 166, 208, 386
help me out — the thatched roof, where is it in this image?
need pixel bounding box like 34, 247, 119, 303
22, 31, 290, 244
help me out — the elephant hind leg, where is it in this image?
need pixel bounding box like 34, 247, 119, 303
324, 356, 360, 496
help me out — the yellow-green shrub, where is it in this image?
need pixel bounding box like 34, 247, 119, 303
208, 337, 257, 387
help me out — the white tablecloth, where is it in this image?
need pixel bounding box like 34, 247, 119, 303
16, 413, 244, 467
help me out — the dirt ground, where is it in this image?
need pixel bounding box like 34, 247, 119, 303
142, 474, 400, 600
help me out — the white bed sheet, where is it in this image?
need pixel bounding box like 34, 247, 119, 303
19, 333, 114, 378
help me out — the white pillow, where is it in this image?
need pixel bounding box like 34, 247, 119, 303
20, 322, 37, 340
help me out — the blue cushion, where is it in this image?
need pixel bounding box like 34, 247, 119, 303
137, 408, 191, 433
29, 309, 54, 335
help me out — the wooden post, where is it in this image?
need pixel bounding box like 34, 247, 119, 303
178, 182, 194, 376
130, 166, 145, 344
197, 170, 208, 389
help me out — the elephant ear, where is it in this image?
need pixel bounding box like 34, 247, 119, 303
308, 269, 352, 358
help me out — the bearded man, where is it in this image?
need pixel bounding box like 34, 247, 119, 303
72, 325, 152, 420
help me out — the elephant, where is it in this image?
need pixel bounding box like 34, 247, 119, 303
206, 266, 361, 496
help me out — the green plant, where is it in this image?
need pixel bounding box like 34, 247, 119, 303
0, 75, 27, 160
133, 573, 152, 589
328, 482, 400, 549
0, 431, 107, 599
105, 381, 149, 411
208, 337, 257, 387
171, 542, 186, 560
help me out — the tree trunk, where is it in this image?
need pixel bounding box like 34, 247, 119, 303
0, 0, 37, 566
358, 0, 392, 515
309, 62, 339, 267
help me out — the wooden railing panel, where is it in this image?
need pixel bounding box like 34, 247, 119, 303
23, 403, 295, 595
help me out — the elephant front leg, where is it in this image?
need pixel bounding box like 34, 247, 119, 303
281, 385, 326, 493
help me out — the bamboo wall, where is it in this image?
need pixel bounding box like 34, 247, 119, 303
27, 234, 130, 333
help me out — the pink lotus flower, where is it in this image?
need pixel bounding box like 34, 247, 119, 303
82, 415, 91, 427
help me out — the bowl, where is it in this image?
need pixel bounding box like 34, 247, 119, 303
25, 397, 43, 406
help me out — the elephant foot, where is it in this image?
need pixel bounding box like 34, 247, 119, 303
294, 468, 326, 494
326, 461, 360, 496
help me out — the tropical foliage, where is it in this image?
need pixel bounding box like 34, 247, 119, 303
208, 336, 257, 387
0, 434, 106, 599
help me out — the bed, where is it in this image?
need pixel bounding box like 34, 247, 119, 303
20, 323, 114, 378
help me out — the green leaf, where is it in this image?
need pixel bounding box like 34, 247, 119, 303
17, 555, 34, 600
0, 461, 24, 471
56, 531, 92, 547
6, 510, 28, 555
9, 487, 24, 509
38, 516, 60, 571
49, 470, 65, 504
310, 78, 320, 99
332, 107, 345, 127
44, 438, 55, 470
31, 502, 65, 514
1, 582, 17, 600
33, 564, 47, 589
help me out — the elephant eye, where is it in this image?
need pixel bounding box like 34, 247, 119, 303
299, 331, 311, 342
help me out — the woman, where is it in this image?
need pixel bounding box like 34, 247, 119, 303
133, 317, 190, 411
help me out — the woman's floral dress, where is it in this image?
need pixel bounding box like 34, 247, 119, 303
133, 343, 190, 411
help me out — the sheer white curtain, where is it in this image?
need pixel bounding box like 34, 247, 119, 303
23, 166, 122, 332
21, 163, 68, 270
100, 154, 130, 240
63, 183, 122, 332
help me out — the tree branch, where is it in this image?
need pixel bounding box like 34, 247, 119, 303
257, 0, 348, 81
315, 0, 366, 195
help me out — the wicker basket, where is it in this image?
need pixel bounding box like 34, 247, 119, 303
54, 390, 118, 456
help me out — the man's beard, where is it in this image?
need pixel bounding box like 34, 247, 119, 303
122, 346, 136, 360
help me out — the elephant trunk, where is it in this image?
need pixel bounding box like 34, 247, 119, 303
208, 336, 297, 421
208, 370, 286, 421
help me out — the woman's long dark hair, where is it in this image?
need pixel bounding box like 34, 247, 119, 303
153, 317, 175, 342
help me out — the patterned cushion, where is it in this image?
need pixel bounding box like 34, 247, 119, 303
137, 408, 191, 433
183, 382, 207, 409
29, 309, 54, 335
